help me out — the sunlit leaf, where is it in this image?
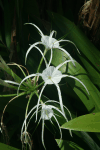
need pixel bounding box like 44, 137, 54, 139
0, 142, 19, 150
61, 112, 100, 132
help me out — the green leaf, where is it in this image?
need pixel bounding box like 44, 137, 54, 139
79, 132, 100, 150
61, 112, 100, 132
0, 55, 22, 83
66, 60, 100, 112
0, 142, 20, 150
56, 139, 84, 150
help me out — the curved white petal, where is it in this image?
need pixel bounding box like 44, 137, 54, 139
42, 119, 46, 150
27, 109, 42, 130
61, 74, 89, 95
24, 23, 44, 37
58, 39, 80, 54
4, 80, 19, 85
21, 104, 42, 140
52, 60, 72, 77
47, 48, 53, 68
21, 105, 38, 140
50, 30, 56, 38
34, 46, 48, 67
48, 105, 68, 122
49, 30, 56, 45
58, 47, 75, 66
17, 73, 42, 95
25, 42, 43, 64
54, 83, 65, 115
36, 83, 47, 121
53, 115, 62, 145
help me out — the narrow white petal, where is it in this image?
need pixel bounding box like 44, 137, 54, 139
17, 73, 41, 95
4, 80, 19, 85
58, 39, 80, 54
58, 47, 75, 66
21, 104, 42, 140
21, 105, 38, 140
52, 60, 72, 78
53, 115, 62, 145
42, 119, 46, 150
54, 83, 65, 115
34, 46, 48, 67
56, 60, 72, 71
36, 83, 47, 121
26, 107, 42, 129
50, 30, 56, 38
24, 23, 44, 37
25, 42, 43, 64
47, 48, 53, 68
61, 74, 89, 95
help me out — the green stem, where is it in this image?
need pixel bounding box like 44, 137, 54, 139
0, 93, 17, 97
37, 49, 47, 73
31, 81, 44, 92
24, 92, 35, 133
25, 92, 34, 118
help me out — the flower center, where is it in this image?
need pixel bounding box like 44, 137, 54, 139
48, 76, 51, 79
41, 105, 53, 120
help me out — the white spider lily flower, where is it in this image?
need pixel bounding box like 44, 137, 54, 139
41, 104, 53, 120
21, 100, 71, 150
25, 23, 80, 66
17, 60, 89, 122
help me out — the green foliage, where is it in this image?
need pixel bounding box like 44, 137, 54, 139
61, 112, 100, 132
0, 142, 20, 150
0, 0, 100, 150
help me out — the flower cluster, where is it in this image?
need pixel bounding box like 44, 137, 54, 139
3, 23, 89, 149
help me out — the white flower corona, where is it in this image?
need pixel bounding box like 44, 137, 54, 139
41, 104, 53, 120
42, 66, 62, 84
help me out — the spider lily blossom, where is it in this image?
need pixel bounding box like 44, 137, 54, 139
25, 23, 80, 66
21, 100, 71, 149
17, 60, 89, 121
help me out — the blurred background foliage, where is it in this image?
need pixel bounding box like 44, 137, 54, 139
0, 0, 100, 149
